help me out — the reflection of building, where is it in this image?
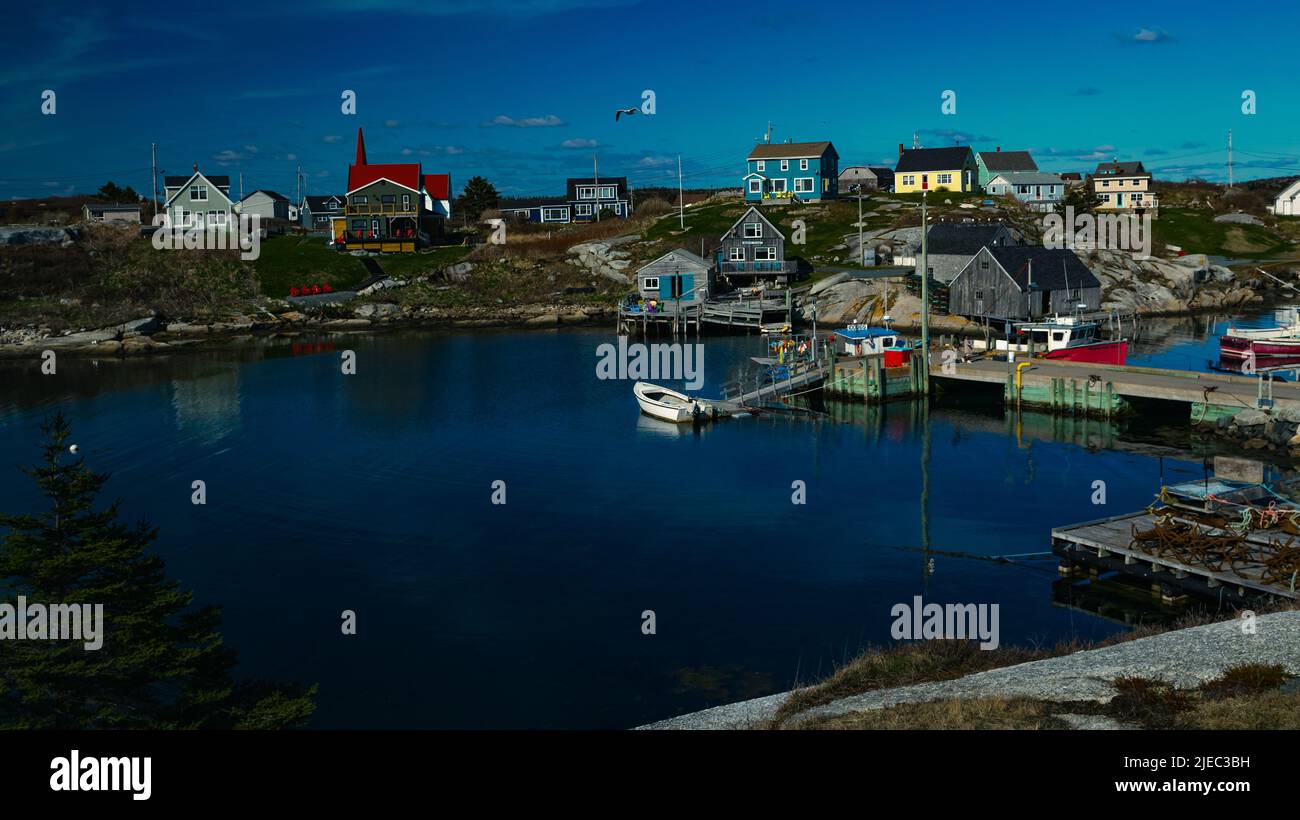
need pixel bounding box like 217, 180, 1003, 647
171, 368, 242, 442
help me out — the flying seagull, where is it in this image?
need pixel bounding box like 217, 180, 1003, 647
615, 107, 638, 122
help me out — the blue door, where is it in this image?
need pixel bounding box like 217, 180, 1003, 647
660, 275, 674, 299
681, 274, 694, 301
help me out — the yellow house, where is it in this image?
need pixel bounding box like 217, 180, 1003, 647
1089, 161, 1159, 212
894, 146, 977, 194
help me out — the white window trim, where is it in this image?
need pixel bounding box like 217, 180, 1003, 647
780, 160, 789, 171
771, 179, 787, 192
542, 207, 570, 222
799, 159, 809, 170
756, 160, 765, 172
643, 277, 659, 290
575, 203, 593, 216
191, 185, 208, 201
729, 247, 745, 261
794, 177, 814, 193
748, 179, 762, 194
743, 222, 762, 238
754, 247, 777, 261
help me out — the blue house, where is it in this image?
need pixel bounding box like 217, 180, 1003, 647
743, 141, 839, 203
497, 197, 572, 224
635, 249, 714, 307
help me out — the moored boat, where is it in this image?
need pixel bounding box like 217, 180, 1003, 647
1220, 333, 1300, 362
633, 381, 712, 424
973, 315, 1127, 365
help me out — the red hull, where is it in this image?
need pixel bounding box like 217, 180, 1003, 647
1220, 336, 1300, 359
1043, 339, 1128, 365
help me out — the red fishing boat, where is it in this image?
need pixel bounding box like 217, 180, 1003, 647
973, 316, 1128, 365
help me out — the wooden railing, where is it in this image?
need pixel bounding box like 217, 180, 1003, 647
345, 204, 418, 215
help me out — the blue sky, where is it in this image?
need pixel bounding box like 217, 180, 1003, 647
2, 0, 1298, 201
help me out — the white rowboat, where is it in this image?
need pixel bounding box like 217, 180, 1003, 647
633, 381, 712, 424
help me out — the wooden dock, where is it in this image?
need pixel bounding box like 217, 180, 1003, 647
931, 353, 1300, 420
713, 360, 827, 413
1052, 510, 1300, 603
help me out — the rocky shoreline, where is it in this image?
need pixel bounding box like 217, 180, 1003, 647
0, 301, 619, 359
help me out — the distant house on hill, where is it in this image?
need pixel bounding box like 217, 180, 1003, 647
1268, 178, 1300, 216
497, 196, 572, 224
238, 190, 292, 222
300, 195, 345, 230
985, 172, 1065, 212
919, 221, 1015, 283
744, 141, 839, 203
975, 149, 1038, 189
949, 245, 1101, 321
163, 168, 235, 229
715, 205, 796, 285
82, 203, 141, 224
1087, 161, 1159, 213
1059, 172, 1085, 188
839, 165, 895, 192
566, 177, 631, 220
895, 146, 977, 193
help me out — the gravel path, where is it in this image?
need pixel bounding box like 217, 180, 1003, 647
639, 611, 1300, 729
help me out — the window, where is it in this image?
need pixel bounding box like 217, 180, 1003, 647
191, 185, 208, 201
1101, 180, 1110, 187
794, 178, 814, 193
353, 195, 368, 205
937, 173, 953, 185
780, 160, 789, 171
748, 179, 762, 194
729, 247, 745, 261
743, 222, 762, 238
771, 179, 787, 192
575, 204, 593, 216
599, 186, 616, 199
756, 161, 765, 172
1052, 332, 1065, 342
208, 210, 225, 224
800, 159, 809, 170
902, 175, 915, 186
644, 277, 659, 291
980, 261, 989, 271
543, 208, 568, 221
381, 195, 396, 204
402, 194, 410, 210
754, 247, 776, 261
578, 186, 596, 199
974, 290, 984, 300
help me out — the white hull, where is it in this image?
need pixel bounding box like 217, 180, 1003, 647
633, 381, 711, 424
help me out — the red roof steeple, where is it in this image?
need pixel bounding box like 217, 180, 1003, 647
355, 127, 367, 166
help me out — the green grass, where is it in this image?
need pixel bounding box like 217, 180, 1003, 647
1154, 208, 1294, 259
253, 235, 369, 297
252, 236, 472, 297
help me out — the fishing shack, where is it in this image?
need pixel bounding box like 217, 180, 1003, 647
635, 249, 714, 306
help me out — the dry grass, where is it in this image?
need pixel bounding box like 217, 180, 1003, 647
1178, 690, 1300, 729
1109, 676, 1192, 728
1199, 663, 1290, 699
792, 697, 1052, 730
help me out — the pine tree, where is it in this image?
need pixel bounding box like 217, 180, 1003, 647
455, 176, 499, 225
0, 414, 316, 729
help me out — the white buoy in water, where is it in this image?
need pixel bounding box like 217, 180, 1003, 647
69, 445, 78, 454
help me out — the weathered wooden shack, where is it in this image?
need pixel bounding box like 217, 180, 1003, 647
636, 249, 714, 304
948, 245, 1101, 321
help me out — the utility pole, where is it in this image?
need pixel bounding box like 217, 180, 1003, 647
1227, 129, 1233, 189
239, 172, 244, 202
150, 143, 158, 218
593, 154, 600, 222
854, 183, 864, 266
919, 192, 931, 396
296, 164, 301, 207
678, 155, 685, 230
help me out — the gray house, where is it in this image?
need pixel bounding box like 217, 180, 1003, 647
636, 249, 714, 305
82, 203, 141, 224
300, 195, 345, 230
948, 245, 1101, 321
163, 170, 235, 229
975, 149, 1038, 189
839, 165, 895, 192
918, 221, 1014, 283
239, 190, 292, 222
714, 206, 796, 285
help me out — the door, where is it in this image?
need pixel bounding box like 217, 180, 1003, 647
660, 275, 675, 299
921, 174, 929, 190
681, 274, 695, 301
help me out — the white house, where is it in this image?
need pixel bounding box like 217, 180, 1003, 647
1268, 178, 1300, 216
237, 190, 292, 222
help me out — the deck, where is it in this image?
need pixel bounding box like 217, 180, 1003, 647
1052, 509, 1300, 602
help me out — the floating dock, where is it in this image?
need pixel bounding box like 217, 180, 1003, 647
1051, 510, 1300, 603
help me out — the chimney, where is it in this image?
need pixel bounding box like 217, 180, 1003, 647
996, 146, 1001, 152
193, 162, 198, 173
1027, 259, 1034, 288
898, 143, 904, 158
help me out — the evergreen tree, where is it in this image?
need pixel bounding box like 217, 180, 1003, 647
454, 176, 499, 224
0, 414, 316, 729
1055, 183, 1103, 215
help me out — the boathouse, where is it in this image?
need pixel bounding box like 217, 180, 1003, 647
920, 221, 1015, 284
635, 249, 713, 305
948, 245, 1101, 321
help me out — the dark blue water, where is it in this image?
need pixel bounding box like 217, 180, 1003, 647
0, 308, 1286, 728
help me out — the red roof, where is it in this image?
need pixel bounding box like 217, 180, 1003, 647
423, 174, 450, 200
348, 162, 422, 193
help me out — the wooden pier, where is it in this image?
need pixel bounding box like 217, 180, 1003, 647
1052, 510, 1300, 603
713, 359, 827, 413
618, 290, 793, 336
931, 352, 1300, 420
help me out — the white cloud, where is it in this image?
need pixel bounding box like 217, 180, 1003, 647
561, 138, 598, 149
481, 114, 565, 128
323, 135, 343, 143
